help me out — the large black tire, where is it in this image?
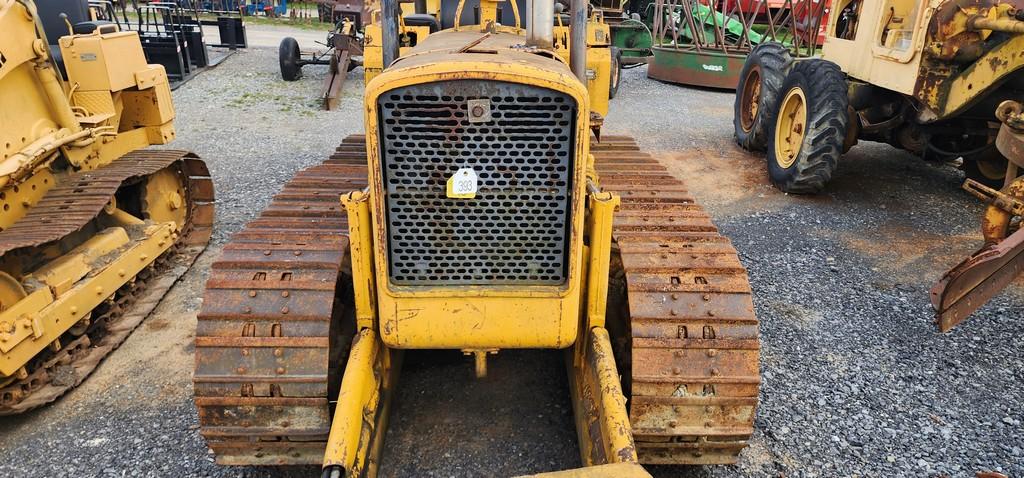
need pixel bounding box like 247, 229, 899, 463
766, 59, 849, 194
609, 47, 622, 100
734, 42, 792, 151
279, 36, 302, 81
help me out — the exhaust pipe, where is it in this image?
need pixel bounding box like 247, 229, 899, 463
526, 0, 554, 49
381, 0, 400, 68
569, 0, 586, 83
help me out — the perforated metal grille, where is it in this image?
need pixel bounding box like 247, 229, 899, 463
378, 80, 576, 285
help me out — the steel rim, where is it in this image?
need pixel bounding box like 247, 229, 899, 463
775, 86, 807, 169
739, 65, 762, 132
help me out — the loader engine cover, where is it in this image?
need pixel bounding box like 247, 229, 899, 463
363, 33, 592, 350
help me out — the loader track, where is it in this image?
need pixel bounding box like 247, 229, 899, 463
194, 135, 367, 465
0, 150, 213, 414
593, 136, 760, 465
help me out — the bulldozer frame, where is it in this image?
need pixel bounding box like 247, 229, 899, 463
194, 0, 759, 474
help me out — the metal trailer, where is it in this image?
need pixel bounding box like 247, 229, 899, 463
648, 0, 828, 88
278, 10, 364, 110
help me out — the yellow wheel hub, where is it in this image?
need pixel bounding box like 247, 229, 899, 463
143, 168, 187, 231
775, 86, 808, 169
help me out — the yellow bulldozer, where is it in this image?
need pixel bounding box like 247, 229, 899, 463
0, 0, 213, 413
193, 0, 759, 475
732, 0, 1024, 331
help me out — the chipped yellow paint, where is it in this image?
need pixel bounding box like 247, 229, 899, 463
322, 328, 397, 474
938, 34, 1024, 118
360, 6, 616, 116
330, 5, 646, 476
362, 31, 592, 350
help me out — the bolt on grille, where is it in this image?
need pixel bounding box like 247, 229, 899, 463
378, 80, 576, 286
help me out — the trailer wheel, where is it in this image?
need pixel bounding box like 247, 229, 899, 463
279, 37, 302, 81
767, 59, 849, 194
734, 42, 792, 151
609, 47, 622, 99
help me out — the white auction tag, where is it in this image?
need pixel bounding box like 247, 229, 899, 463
446, 167, 478, 199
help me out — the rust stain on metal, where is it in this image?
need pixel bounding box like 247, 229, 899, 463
593, 137, 759, 465
194, 135, 368, 465
933, 100, 1024, 331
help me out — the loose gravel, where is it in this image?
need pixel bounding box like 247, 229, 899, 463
0, 33, 1021, 478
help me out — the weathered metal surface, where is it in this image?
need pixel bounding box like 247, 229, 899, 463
322, 329, 400, 475
931, 225, 1024, 332
913, 2, 1024, 119
648, 48, 747, 89
377, 81, 575, 286
322, 48, 351, 111
932, 100, 1024, 331
996, 101, 1024, 167
593, 136, 759, 465
194, 135, 368, 465
0, 152, 214, 414
648, 0, 825, 88
568, 327, 639, 467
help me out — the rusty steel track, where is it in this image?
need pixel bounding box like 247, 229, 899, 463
194, 135, 367, 465
593, 136, 760, 465
0, 150, 214, 414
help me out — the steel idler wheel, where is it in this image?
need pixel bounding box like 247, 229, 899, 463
142, 167, 188, 231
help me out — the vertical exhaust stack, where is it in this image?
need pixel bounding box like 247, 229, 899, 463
569, 0, 586, 83
381, 0, 400, 68
526, 0, 554, 49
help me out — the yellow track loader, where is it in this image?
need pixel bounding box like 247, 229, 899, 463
0, 0, 213, 413
194, 0, 759, 475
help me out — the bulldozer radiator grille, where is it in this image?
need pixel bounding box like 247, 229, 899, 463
378, 80, 576, 286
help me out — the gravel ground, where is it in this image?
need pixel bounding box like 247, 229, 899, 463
1, 29, 1022, 478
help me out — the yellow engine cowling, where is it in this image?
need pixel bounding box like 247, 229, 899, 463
362, 30, 593, 350
0, 0, 176, 188
0, 0, 178, 233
